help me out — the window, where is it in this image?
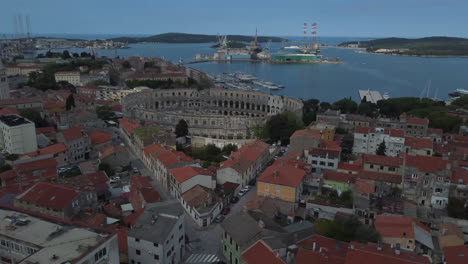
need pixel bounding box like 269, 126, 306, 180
136, 250, 141, 255
370, 165, 374, 169
154, 243, 158, 247
236, 244, 239, 251
154, 254, 159, 260
328, 162, 334, 167
135, 238, 139, 242
179, 224, 183, 230
319, 161, 325, 166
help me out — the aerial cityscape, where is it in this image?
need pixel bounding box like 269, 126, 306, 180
0, 1, 468, 264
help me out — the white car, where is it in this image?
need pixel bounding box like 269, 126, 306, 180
112, 176, 121, 181
238, 190, 246, 197
243, 185, 252, 192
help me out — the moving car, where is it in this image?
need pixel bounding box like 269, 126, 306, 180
221, 206, 231, 215
215, 214, 225, 223
230, 196, 239, 204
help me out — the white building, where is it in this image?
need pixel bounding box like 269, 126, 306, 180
0, 62, 10, 99
128, 200, 186, 264
54, 71, 81, 86
0, 208, 119, 264
0, 115, 37, 154
353, 127, 405, 157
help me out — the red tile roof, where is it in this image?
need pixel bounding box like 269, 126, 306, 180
220, 140, 269, 172
35, 126, 56, 134
98, 145, 128, 160
375, 216, 430, 239
451, 168, 468, 185
358, 171, 402, 184
354, 179, 375, 195
405, 155, 450, 174
0, 107, 20, 115
16, 182, 80, 210
291, 128, 322, 140
118, 118, 141, 135
345, 241, 431, 264
295, 248, 345, 264
338, 160, 363, 172
427, 128, 443, 135
443, 245, 468, 264
242, 240, 286, 264
62, 125, 85, 142
323, 170, 356, 183
131, 175, 153, 189
363, 154, 403, 167
406, 116, 429, 125
355, 126, 372, 134
90, 130, 113, 145
170, 166, 214, 183
258, 159, 308, 188
405, 137, 433, 150
140, 188, 160, 203
15, 158, 57, 174
298, 235, 349, 259
25, 143, 67, 157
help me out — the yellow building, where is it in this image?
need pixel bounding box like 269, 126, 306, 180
257, 159, 309, 203
309, 121, 336, 141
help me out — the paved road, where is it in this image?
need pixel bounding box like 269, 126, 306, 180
115, 127, 264, 263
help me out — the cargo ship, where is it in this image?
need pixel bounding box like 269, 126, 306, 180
448, 88, 468, 97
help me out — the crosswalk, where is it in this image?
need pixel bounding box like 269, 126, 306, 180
184, 254, 221, 263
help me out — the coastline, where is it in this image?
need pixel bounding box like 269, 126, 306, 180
355, 50, 468, 58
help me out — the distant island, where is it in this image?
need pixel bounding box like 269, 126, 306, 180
108, 32, 287, 44
338, 36, 468, 57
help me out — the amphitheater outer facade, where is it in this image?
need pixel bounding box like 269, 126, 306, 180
122, 88, 303, 140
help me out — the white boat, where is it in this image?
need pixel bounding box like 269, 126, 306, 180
284, 46, 301, 49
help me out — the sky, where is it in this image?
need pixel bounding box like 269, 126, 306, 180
1, 0, 467, 38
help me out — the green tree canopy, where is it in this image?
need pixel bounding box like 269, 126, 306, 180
65, 94, 76, 111
20, 108, 48, 127
376, 140, 387, 156
96, 105, 115, 120
175, 119, 189, 138
266, 112, 304, 144
333, 98, 358, 114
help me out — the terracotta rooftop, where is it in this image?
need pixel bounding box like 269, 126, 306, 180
25, 143, 67, 158
345, 241, 431, 264
61, 125, 85, 142
405, 155, 450, 174
257, 159, 308, 188
118, 117, 141, 135
90, 130, 113, 145
291, 128, 322, 140
443, 245, 468, 264
98, 145, 128, 160
451, 168, 468, 185
220, 140, 269, 173
354, 179, 375, 195
170, 166, 215, 183
323, 170, 356, 184
181, 185, 217, 208
363, 154, 403, 167
405, 137, 433, 150
242, 240, 286, 264
15, 158, 57, 174
0, 107, 20, 115
375, 215, 430, 239
16, 182, 80, 210
358, 171, 402, 184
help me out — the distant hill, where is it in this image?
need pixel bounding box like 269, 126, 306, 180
108, 32, 287, 44
338, 36, 468, 56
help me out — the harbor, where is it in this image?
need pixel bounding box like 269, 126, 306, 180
206, 71, 286, 91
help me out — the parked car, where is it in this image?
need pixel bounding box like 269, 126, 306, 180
242, 185, 252, 192
58, 167, 67, 173
214, 214, 225, 223
238, 190, 246, 197
133, 167, 139, 173
112, 176, 121, 181
221, 206, 231, 215
230, 196, 239, 204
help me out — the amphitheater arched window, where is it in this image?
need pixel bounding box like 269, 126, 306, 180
235, 101, 239, 108
224, 111, 227, 116
246, 103, 250, 109
262, 105, 266, 112
229, 101, 234, 108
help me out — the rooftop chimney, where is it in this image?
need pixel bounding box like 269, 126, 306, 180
312, 242, 316, 252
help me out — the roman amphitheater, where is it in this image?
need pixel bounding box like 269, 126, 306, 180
122, 88, 303, 140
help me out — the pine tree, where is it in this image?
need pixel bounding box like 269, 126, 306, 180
376, 140, 386, 156
175, 119, 189, 138
65, 94, 75, 111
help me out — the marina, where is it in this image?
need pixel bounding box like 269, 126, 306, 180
207, 72, 285, 91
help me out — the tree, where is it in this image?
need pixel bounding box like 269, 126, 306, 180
72, 52, 80, 58
122, 61, 131, 68
65, 94, 75, 111
96, 105, 115, 120
175, 119, 189, 138
266, 112, 304, 144
447, 197, 468, 220
221, 144, 238, 155
376, 140, 386, 156
88, 80, 110, 86
20, 108, 47, 127
99, 163, 114, 176
0, 164, 12, 173
340, 134, 354, 161
333, 98, 358, 114
451, 95, 468, 109
62, 50, 71, 59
